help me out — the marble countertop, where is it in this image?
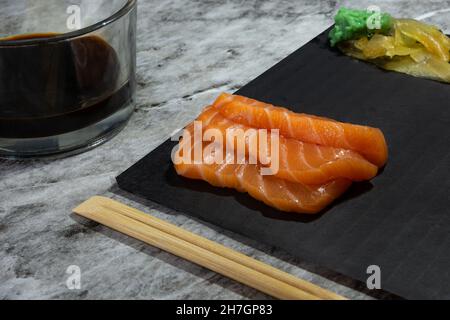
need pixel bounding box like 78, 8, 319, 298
1, 0, 448, 300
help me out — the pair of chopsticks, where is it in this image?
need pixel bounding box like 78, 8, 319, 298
73, 196, 346, 300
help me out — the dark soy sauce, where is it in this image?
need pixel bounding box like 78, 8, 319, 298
0, 33, 133, 138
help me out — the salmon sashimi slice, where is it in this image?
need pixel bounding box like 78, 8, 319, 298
175, 161, 351, 214
195, 106, 378, 185
213, 93, 388, 167
173, 130, 352, 214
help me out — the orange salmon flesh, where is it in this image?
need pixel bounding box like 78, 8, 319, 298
172, 93, 388, 214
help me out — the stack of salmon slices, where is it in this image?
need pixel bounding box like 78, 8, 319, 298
173, 93, 388, 214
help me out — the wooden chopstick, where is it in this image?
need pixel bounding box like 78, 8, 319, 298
73, 196, 346, 300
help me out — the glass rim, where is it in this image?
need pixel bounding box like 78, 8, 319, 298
0, 0, 136, 47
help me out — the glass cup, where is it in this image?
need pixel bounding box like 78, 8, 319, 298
0, 0, 137, 158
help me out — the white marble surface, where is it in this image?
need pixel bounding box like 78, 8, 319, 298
1, 0, 448, 300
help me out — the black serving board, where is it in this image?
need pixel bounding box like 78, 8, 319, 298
117, 28, 450, 299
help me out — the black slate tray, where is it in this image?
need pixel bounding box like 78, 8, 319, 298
117, 28, 450, 299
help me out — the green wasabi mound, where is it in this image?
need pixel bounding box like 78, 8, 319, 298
329, 7, 393, 46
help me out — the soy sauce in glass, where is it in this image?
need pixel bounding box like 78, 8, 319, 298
0, 33, 132, 139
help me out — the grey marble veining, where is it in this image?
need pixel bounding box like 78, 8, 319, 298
1, 0, 448, 300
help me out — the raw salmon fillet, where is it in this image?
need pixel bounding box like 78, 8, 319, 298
173, 126, 352, 214
196, 106, 378, 185
213, 93, 388, 167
